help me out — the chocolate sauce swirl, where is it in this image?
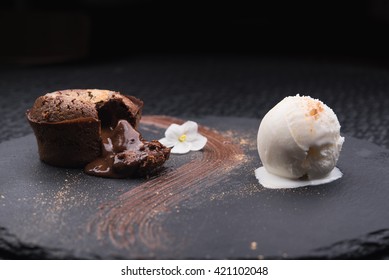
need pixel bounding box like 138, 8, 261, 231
88, 116, 245, 251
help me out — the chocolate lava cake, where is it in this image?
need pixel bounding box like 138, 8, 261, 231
27, 89, 170, 178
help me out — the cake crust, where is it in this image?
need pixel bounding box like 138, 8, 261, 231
28, 117, 101, 167
27, 89, 143, 127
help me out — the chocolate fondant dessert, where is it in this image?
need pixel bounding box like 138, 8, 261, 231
27, 89, 170, 178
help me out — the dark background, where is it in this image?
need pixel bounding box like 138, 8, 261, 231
1, 0, 389, 64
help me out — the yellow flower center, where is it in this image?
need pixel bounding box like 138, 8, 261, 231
178, 134, 187, 142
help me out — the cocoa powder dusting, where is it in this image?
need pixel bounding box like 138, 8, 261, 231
88, 116, 246, 250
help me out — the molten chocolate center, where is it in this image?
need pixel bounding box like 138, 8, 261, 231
85, 119, 170, 178
85, 120, 144, 178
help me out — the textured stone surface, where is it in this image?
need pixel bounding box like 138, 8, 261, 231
1, 56, 389, 259
1, 117, 389, 260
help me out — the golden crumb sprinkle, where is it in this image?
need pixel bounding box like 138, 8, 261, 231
305, 99, 324, 120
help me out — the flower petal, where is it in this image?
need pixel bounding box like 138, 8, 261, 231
188, 134, 207, 151
165, 123, 184, 140
171, 141, 192, 154
181, 121, 199, 138
158, 137, 177, 148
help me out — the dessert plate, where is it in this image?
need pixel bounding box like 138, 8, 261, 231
0, 116, 389, 259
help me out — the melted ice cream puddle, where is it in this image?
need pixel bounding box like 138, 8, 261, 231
255, 166, 342, 189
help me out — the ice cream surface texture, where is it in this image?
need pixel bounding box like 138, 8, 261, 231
255, 95, 344, 189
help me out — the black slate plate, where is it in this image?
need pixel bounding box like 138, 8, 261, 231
1, 116, 389, 259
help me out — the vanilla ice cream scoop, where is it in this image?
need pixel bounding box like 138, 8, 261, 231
255, 95, 344, 188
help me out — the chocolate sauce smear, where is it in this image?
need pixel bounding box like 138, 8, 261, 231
88, 116, 246, 251
85, 119, 170, 178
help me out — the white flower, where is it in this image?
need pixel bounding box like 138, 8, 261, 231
159, 121, 207, 154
